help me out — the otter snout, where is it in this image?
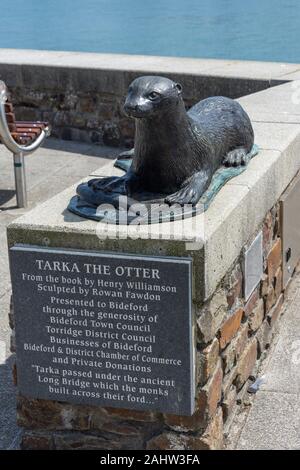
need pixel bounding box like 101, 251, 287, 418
124, 98, 151, 118
124, 102, 140, 117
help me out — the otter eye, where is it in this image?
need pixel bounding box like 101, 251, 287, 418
148, 91, 160, 100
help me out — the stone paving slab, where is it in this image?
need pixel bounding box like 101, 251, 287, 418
238, 80, 300, 124
237, 391, 300, 450
236, 271, 300, 449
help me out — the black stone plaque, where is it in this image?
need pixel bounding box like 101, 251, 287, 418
9, 245, 194, 415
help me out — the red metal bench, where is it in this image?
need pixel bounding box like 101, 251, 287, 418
0, 81, 51, 207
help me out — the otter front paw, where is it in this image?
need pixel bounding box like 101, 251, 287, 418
165, 171, 210, 206
165, 185, 200, 206
223, 148, 248, 167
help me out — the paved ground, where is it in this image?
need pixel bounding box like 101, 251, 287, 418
1, 138, 300, 450
235, 272, 300, 450
0, 138, 120, 449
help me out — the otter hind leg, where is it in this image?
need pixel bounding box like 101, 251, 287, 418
165, 171, 210, 207
223, 147, 250, 167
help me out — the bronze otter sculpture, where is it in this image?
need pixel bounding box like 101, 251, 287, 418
76, 75, 254, 208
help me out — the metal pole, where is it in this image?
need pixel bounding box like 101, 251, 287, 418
13, 152, 27, 208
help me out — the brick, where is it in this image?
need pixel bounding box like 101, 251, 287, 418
226, 264, 243, 309
256, 319, 272, 356
248, 298, 265, 333
267, 238, 282, 281
222, 366, 238, 397
146, 432, 208, 451
100, 420, 162, 441
263, 211, 273, 257
222, 342, 236, 374
222, 386, 237, 422
103, 407, 158, 423
235, 338, 257, 390
219, 308, 243, 349
274, 267, 283, 300
267, 294, 284, 327
199, 363, 223, 424
244, 287, 259, 317
196, 407, 224, 450
53, 431, 143, 450
17, 397, 90, 431
197, 289, 228, 343
235, 323, 249, 358
273, 211, 281, 239
222, 323, 248, 373
21, 432, 54, 450
261, 273, 269, 298
164, 362, 222, 432
265, 284, 276, 313
197, 337, 219, 386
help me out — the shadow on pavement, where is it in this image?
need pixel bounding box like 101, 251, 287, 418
0, 353, 21, 450
0, 190, 16, 210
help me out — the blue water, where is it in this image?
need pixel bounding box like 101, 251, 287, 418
1, 0, 300, 63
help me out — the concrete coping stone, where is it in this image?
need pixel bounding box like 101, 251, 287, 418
1, 49, 300, 81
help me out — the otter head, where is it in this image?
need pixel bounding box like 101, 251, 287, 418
124, 76, 183, 119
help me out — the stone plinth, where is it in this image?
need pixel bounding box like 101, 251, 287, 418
6, 78, 300, 450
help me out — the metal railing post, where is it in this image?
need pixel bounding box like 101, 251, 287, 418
13, 152, 27, 208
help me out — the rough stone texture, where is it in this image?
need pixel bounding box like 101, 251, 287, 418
146, 432, 205, 451
267, 238, 282, 281
164, 362, 222, 432
222, 386, 237, 423
274, 267, 283, 300
219, 308, 243, 350
195, 407, 224, 450
197, 289, 228, 343
197, 338, 220, 386
21, 432, 54, 450
248, 299, 265, 333
226, 264, 243, 309
256, 319, 272, 356
267, 294, 284, 327
221, 322, 249, 374
222, 367, 238, 398
265, 284, 276, 312
244, 288, 259, 318
263, 211, 274, 259
235, 339, 257, 390
147, 407, 224, 451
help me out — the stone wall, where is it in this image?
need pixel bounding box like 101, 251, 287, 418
0, 51, 286, 148
9, 199, 287, 450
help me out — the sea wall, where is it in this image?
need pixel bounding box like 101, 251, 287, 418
0, 49, 297, 147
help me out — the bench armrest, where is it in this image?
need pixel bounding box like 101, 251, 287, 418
0, 81, 51, 154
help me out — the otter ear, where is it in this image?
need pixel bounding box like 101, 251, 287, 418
175, 82, 183, 94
